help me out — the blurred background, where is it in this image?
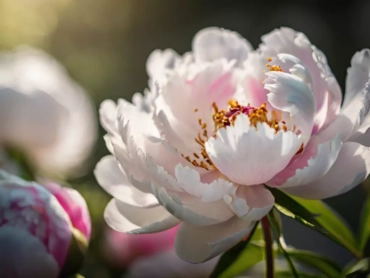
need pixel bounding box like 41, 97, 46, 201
1, 0, 369, 277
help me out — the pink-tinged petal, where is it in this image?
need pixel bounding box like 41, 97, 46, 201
0, 172, 73, 269
205, 115, 302, 185
239, 52, 270, 107
158, 60, 237, 149
175, 217, 254, 263
103, 226, 178, 267
146, 49, 180, 79
94, 155, 158, 207
104, 199, 181, 234
264, 71, 315, 144
260, 27, 342, 132
284, 142, 370, 199
155, 187, 234, 227
224, 185, 274, 221
0, 226, 59, 278
45, 183, 92, 241
193, 27, 252, 66
174, 165, 235, 202
268, 135, 342, 188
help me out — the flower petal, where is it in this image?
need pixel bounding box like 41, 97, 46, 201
284, 142, 370, 199
175, 217, 254, 263
0, 226, 59, 278
264, 71, 315, 144
268, 134, 342, 188
104, 199, 180, 234
260, 27, 342, 132
157, 59, 237, 149
224, 185, 274, 220
193, 27, 252, 66
94, 155, 158, 207
146, 49, 180, 79
155, 187, 234, 227
174, 165, 235, 202
343, 49, 370, 140
205, 114, 302, 185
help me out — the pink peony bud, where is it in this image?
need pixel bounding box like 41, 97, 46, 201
0, 170, 91, 278
102, 225, 178, 267
44, 182, 91, 241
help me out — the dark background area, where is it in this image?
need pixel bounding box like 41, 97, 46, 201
1, 0, 369, 277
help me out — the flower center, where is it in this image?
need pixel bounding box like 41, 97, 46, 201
212, 100, 292, 133
181, 99, 302, 170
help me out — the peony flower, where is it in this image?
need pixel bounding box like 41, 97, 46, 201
0, 170, 91, 278
102, 226, 178, 267
0, 47, 97, 177
95, 27, 370, 263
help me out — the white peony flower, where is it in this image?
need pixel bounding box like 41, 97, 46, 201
0, 47, 97, 177
95, 27, 370, 263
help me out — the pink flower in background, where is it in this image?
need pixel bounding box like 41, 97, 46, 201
95, 27, 370, 263
0, 170, 91, 278
103, 226, 178, 267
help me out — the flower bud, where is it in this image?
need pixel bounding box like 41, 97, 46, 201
0, 170, 91, 278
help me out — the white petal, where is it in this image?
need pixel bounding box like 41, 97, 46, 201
175, 217, 254, 263
100, 99, 119, 137
104, 199, 180, 234
174, 165, 235, 202
94, 155, 158, 207
343, 49, 370, 140
205, 115, 302, 185
284, 142, 370, 199
193, 27, 252, 66
260, 27, 342, 132
225, 185, 274, 221
264, 71, 315, 144
344, 49, 370, 109
268, 135, 342, 188
146, 49, 180, 79
0, 226, 59, 278
155, 187, 234, 227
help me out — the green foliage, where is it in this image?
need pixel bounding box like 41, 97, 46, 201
360, 198, 370, 254
269, 188, 361, 258
343, 258, 370, 277
210, 223, 264, 278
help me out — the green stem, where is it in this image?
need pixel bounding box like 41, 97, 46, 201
267, 213, 300, 278
262, 216, 274, 278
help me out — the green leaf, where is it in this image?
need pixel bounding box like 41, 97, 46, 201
269, 188, 361, 258
343, 258, 370, 276
276, 270, 326, 278
287, 249, 343, 278
219, 243, 264, 278
360, 198, 370, 252
210, 223, 263, 278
